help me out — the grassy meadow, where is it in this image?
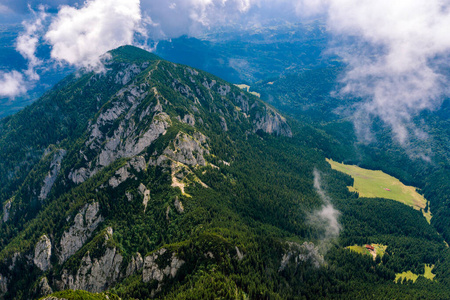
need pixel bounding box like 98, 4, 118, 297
327, 159, 431, 222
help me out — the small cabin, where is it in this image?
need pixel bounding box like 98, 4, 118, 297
384, 188, 391, 191
365, 244, 375, 251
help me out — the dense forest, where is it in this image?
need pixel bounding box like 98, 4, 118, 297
0, 46, 448, 299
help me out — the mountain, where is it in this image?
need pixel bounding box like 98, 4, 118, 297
0, 46, 449, 299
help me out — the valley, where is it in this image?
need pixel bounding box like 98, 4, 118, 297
0, 20, 449, 299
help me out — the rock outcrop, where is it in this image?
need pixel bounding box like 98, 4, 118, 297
108, 156, 146, 188
34, 235, 52, 272
36, 277, 53, 297
138, 183, 151, 212
59, 202, 103, 263
69, 81, 171, 185
57, 229, 123, 293
2, 199, 12, 223
142, 248, 185, 283
39, 149, 66, 201
163, 132, 210, 167
254, 106, 292, 137
126, 252, 144, 277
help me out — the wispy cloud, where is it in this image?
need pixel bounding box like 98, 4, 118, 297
315, 0, 450, 147
16, 5, 48, 80
308, 169, 341, 253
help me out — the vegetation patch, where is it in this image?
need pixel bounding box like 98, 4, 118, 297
327, 159, 431, 222
234, 84, 261, 98
395, 264, 436, 283
346, 244, 387, 260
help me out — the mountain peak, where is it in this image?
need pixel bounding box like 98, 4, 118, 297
108, 45, 160, 64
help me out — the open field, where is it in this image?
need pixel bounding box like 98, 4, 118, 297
395, 265, 435, 283
396, 271, 419, 283
327, 159, 431, 223
347, 245, 370, 256
235, 84, 261, 98
347, 244, 387, 260
424, 264, 436, 281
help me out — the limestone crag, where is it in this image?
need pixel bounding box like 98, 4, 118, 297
163, 132, 210, 167
2, 199, 12, 223
36, 277, 53, 297
59, 202, 103, 263
58, 246, 123, 293
142, 248, 185, 283
39, 149, 66, 201
108, 156, 146, 188
69, 78, 171, 184
138, 183, 151, 212
126, 252, 144, 277
254, 106, 292, 137
33, 235, 52, 272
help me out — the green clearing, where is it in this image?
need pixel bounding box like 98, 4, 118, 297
327, 159, 431, 223
235, 84, 261, 98
346, 244, 387, 260
347, 245, 370, 256
424, 264, 436, 281
395, 264, 435, 283
395, 271, 419, 283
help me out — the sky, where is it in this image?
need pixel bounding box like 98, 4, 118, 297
1, 0, 450, 148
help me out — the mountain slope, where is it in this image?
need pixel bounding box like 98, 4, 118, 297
0, 46, 449, 299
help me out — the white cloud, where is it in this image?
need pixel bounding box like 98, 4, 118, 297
16, 5, 48, 81
0, 71, 26, 98
313, 0, 450, 145
309, 169, 341, 253
45, 0, 143, 69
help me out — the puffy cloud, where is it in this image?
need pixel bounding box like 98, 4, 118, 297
0, 71, 26, 98
44, 0, 144, 69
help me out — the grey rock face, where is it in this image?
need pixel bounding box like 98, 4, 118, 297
59, 202, 103, 263
219, 116, 228, 132
34, 235, 52, 272
218, 84, 231, 96
163, 131, 210, 167
59, 246, 123, 293
2, 199, 12, 223
174, 197, 184, 214
254, 106, 293, 137
39, 149, 66, 201
109, 156, 146, 188
37, 277, 53, 297
203, 79, 216, 89
181, 114, 195, 126
70, 80, 170, 185
138, 183, 150, 212
142, 248, 185, 283
126, 252, 144, 277
115, 63, 143, 85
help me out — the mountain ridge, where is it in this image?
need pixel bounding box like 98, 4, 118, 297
0, 45, 449, 299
